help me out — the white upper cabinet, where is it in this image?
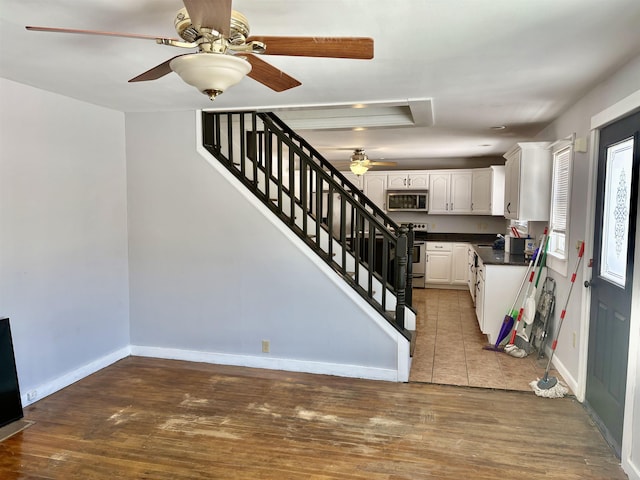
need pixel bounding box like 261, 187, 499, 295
450, 172, 473, 213
387, 172, 429, 189
429, 173, 449, 213
340, 172, 364, 191
471, 168, 492, 215
430, 171, 472, 214
363, 173, 388, 211
490, 165, 505, 216
503, 142, 552, 221
471, 166, 505, 216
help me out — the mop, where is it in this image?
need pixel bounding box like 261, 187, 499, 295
530, 241, 585, 398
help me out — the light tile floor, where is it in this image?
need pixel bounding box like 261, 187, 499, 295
409, 288, 568, 393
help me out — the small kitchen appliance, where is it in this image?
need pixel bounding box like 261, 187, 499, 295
386, 191, 429, 212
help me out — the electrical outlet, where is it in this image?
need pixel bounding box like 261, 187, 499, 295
262, 340, 270, 353
572, 332, 577, 348
26, 390, 37, 402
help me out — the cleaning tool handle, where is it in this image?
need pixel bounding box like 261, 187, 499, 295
534, 235, 550, 288
507, 228, 548, 344
542, 241, 585, 375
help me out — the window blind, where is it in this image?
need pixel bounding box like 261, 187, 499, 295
549, 145, 572, 258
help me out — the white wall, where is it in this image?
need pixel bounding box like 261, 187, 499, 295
534, 54, 640, 381
125, 111, 401, 378
0, 79, 130, 403
535, 54, 640, 479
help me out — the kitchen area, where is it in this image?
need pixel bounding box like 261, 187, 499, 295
342, 142, 561, 390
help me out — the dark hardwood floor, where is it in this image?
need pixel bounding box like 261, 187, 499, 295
0, 356, 626, 479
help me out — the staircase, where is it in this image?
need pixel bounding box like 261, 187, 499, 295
201, 111, 414, 341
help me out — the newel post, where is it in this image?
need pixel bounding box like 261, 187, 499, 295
395, 225, 409, 329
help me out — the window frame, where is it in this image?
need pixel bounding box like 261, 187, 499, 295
547, 138, 574, 276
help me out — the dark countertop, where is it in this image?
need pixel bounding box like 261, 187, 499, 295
415, 232, 530, 266
418, 232, 499, 244
473, 245, 531, 266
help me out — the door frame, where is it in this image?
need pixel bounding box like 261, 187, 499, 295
579, 88, 640, 467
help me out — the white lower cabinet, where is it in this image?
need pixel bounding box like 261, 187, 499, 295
425, 242, 452, 284
426, 242, 469, 286
451, 243, 469, 285
468, 245, 477, 302
473, 255, 528, 345
475, 259, 485, 329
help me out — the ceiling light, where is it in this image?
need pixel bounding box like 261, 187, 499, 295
170, 53, 251, 101
490, 125, 506, 130
350, 162, 369, 176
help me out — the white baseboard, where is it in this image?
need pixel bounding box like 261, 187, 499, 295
21, 346, 131, 407
623, 457, 640, 480
131, 345, 401, 382
549, 350, 579, 399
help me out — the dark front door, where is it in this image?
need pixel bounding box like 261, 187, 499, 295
586, 110, 639, 455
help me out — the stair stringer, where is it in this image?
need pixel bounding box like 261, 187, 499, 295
195, 112, 410, 381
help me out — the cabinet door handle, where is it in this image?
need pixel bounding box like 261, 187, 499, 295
404, 178, 407, 186
506, 202, 511, 213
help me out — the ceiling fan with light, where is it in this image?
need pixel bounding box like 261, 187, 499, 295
25, 0, 374, 101
347, 148, 396, 176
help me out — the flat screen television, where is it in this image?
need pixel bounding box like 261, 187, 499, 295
0, 317, 23, 428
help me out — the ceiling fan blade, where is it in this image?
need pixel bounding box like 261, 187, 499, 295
25, 26, 180, 42
369, 161, 397, 167
244, 54, 301, 92
128, 55, 185, 82
246, 36, 374, 59
182, 0, 232, 37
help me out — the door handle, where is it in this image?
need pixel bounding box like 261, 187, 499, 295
584, 280, 592, 288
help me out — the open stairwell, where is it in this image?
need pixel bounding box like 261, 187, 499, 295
200, 111, 415, 366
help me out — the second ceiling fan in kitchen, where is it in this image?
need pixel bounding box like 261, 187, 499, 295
346, 149, 396, 176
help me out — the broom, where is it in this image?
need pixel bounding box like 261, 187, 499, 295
530, 241, 585, 398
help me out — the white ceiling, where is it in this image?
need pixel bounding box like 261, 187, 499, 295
2, 0, 640, 166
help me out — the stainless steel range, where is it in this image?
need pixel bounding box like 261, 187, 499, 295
402, 223, 428, 288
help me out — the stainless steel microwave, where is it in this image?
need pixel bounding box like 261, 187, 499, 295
386, 190, 429, 212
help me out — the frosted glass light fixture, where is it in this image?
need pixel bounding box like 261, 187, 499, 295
350, 161, 369, 176
170, 53, 251, 101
